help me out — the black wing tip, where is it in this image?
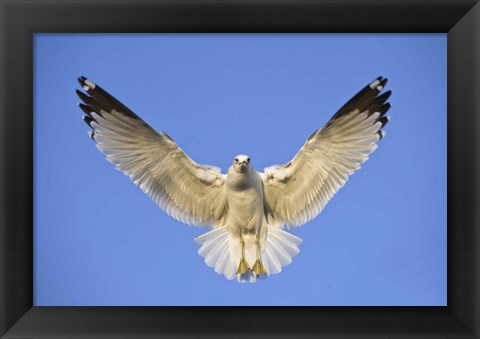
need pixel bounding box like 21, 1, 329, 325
378, 115, 390, 128
369, 76, 388, 90
378, 102, 391, 116
87, 130, 96, 140
78, 102, 89, 109
76, 89, 89, 100
375, 103, 391, 140
77, 76, 97, 92
378, 130, 386, 140
76, 77, 100, 143
77, 76, 87, 88
78, 102, 94, 116
82, 115, 95, 127
330, 76, 392, 122
78, 76, 91, 84
327, 76, 392, 141
378, 90, 392, 100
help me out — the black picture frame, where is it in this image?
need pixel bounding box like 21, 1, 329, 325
1, 0, 479, 338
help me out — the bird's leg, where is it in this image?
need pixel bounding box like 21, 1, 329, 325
252, 235, 266, 275
236, 234, 250, 274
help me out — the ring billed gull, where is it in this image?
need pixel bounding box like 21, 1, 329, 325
77, 76, 391, 283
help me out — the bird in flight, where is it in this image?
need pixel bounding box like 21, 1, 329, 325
77, 76, 391, 283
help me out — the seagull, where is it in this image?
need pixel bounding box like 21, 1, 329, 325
77, 76, 391, 283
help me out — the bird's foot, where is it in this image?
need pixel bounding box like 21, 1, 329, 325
236, 257, 250, 274
252, 260, 267, 275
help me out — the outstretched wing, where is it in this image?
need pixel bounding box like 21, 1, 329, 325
261, 77, 391, 228
77, 77, 228, 228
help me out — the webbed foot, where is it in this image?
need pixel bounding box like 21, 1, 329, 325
236, 257, 250, 274
252, 260, 267, 275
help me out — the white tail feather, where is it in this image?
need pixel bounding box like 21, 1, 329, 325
262, 227, 302, 275
195, 227, 236, 280
214, 245, 230, 274
194, 226, 302, 282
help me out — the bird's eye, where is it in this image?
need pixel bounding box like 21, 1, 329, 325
234, 158, 238, 163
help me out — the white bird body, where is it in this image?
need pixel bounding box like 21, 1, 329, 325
225, 157, 268, 279
226, 157, 264, 236
76, 76, 392, 283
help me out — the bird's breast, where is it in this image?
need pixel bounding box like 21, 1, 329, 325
225, 170, 264, 233
226, 170, 262, 196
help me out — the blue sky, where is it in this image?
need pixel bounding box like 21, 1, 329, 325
34, 34, 446, 306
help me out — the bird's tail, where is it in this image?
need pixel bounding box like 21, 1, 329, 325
261, 226, 302, 275
194, 226, 302, 283
194, 227, 238, 280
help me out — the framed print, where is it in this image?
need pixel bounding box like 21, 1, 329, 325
1, 0, 479, 338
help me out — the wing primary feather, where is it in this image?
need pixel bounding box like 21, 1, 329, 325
377, 103, 391, 116
330, 76, 386, 121
78, 103, 94, 117
378, 116, 390, 128
375, 90, 392, 105
78, 76, 146, 123
82, 115, 94, 127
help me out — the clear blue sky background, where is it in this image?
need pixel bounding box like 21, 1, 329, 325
34, 34, 446, 306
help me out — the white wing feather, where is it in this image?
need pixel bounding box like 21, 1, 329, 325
77, 77, 228, 228
261, 77, 391, 228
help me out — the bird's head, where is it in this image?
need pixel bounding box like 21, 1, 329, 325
232, 154, 251, 173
